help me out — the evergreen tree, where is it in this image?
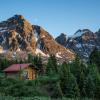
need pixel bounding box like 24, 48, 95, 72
95, 74, 100, 99
85, 64, 100, 98
89, 47, 100, 71
70, 56, 87, 97
28, 53, 33, 63
78, 63, 87, 97
0, 58, 9, 71
33, 55, 44, 75
60, 62, 80, 98
70, 56, 81, 80
46, 55, 58, 75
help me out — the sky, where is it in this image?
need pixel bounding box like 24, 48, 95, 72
0, 0, 100, 37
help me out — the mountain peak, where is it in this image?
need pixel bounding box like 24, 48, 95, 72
55, 33, 67, 47
56, 28, 100, 60
73, 29, 92, 38
60, 33, 66, 36
8, 14, 25, 21
14, 14, 24, 19
0, 15, 75, 61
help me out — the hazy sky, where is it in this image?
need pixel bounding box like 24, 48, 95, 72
0, 0, 100, 37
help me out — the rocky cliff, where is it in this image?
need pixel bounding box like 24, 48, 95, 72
56, 29, 100, 60
0, 15, 75, 61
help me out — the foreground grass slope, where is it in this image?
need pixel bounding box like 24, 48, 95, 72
0, 96, 94, 100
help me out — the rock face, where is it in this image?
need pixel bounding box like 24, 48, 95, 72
0, 15, 75, 61
55, 33, 67, 47
32, 25, 75, 61
0, 15, 36, 52
56, 29, 100, 60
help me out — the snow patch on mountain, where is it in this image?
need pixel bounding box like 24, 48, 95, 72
73, 31, 83, 38
0, 49, 7, 53
56, 52, 62, 58
37, 43, 41, 49
16, 32, 19, 35
35, 48, 47, 57
69, 39, 73, 42
34, 29, 39, 39
41, 35, 45, 38
67, 49, 74, 54
35, 37, 38, 42
73, 30, 89, 38
76, 44, 82, 48
0, 29, 7, 33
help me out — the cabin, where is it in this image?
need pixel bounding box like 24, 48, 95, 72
3, 64, 37, 80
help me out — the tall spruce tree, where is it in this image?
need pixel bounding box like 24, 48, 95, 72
85, 64, 100, 98
60, 62, 80, 98
46, 55, 58, 75
89, 47, 100, 71
70, 56, 87, 97
28, 53, 33, 63
0, 58, 9, 71
33, 55, 44, 75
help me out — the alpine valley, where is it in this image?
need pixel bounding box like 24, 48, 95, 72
0, 15, 100, 100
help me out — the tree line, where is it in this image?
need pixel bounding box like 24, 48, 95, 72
0, 48, 100, 99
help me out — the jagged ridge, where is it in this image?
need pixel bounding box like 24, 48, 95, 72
0, 15, 75, 61
56, 29, 100, 61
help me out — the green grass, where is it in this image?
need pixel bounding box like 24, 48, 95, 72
0, 96, 94, 100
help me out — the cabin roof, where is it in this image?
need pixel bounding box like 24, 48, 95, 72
3, 64, 32, 72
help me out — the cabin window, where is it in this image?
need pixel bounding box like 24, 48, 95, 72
22, 71, 28, 79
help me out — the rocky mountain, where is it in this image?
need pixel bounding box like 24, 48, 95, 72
55, 33, 67, 47
56, 29, 100, 60
0, 15, 75, 61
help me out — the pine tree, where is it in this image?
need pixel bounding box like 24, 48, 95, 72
33, 55, 44, 75
89, 47, 100, 71
85, 64, 100, 98
46, 55, 58, 75
70, 56, 87, 97
70, 55, 81, 78
28, 53, 33, 63
60, 62, 80, 98
0, 58, 9, 71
